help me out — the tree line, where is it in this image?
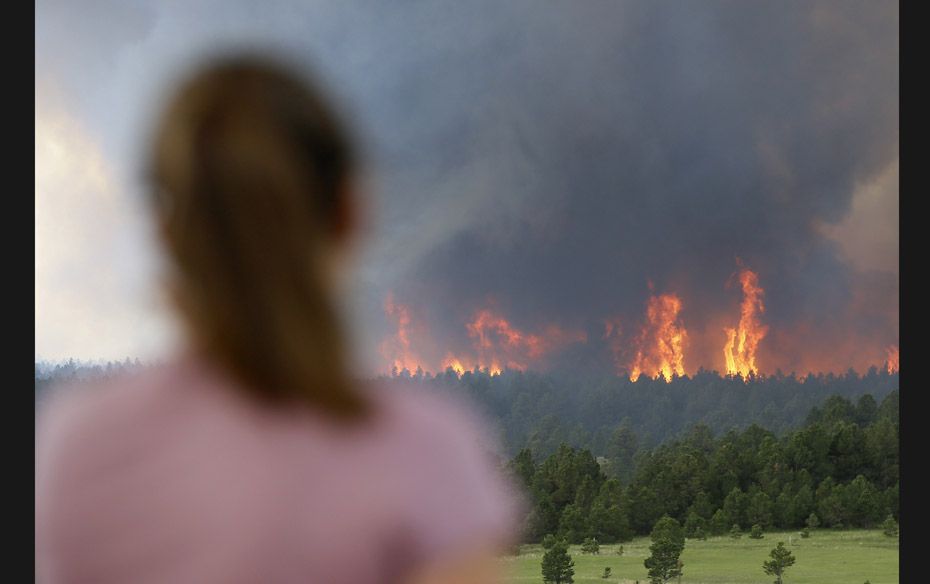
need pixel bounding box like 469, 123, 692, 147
506, 390, 898, 544
34, 358, 145, 411
379, 366, 898, 457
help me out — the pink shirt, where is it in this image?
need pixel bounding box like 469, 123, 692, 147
35, 355, 520, 583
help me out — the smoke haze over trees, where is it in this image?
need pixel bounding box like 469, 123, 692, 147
378, 367, 898, 457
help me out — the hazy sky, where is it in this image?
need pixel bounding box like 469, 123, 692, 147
35, 1, 898, 375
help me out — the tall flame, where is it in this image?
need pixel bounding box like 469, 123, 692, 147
723, 267, 768, 378
441, 354, 468, 376
465, 308, 585, 373
629, 293, 687, 382
380, 293, 423, 374
378, 270, 890, 378
379, 296, 585, 377
885, 345, 899, 374
467, 309, 543, 367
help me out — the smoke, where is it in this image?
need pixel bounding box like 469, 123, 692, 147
363, 1, 898, 375
35, 0, 898, 373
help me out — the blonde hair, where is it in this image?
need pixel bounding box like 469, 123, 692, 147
148, 55, 369, 420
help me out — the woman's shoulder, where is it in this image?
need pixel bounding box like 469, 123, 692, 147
35, 358, 210, 459
364, 382, 499, 454
359, 381, 522, 563
360, 381, 515, 506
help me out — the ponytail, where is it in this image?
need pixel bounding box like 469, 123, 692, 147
149, 56, 368, 420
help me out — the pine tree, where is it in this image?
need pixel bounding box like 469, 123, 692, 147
508, 448, 537, 492
684, 511, 707, 539
730, 524, 742, 539
881, 514, 898, 537
750, 523, 764, 539
806, 512, 820, 530
581, 537, 600, 554
762, 541, 796, 584
644, 516, 685, 584
710, 509, 729, 535
542, 541, 575, 584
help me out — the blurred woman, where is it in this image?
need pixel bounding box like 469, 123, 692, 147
35, 55, 519, 584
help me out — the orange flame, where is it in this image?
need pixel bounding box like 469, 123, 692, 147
467, 309, 541, 354
441, 354, 468, 376
629, 293, 687, 382
380, 293, 424, 374
886, 345, 899, 374
465, 308, 585, 372
439, 354, 503, 377
723, 267, 768, 378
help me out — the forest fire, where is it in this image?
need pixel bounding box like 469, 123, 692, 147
467, 309, 544, 366
440, 354, 468, 376
464, 308, 585, 373
381, 302, 585, 376
628, 293, 687, 382
440, 354, 502, 376
380, 268, 896, 379
379, 293, 424, 374
723, 268, 768, 378
886, 345, 899, 374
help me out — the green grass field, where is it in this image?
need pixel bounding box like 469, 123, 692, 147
499, 530, 898, 584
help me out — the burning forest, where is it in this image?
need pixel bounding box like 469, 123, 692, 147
379, 265, 898, 380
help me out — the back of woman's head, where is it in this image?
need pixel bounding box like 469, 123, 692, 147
148, 55, 368, 419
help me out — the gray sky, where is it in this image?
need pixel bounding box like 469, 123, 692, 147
35, 0, 898, 375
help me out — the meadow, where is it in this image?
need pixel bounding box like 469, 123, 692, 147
499, 529, 898, 584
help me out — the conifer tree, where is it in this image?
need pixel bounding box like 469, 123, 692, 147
644, 516, 685, 584
542, 541, 575, 584
762, 542, 796, 584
